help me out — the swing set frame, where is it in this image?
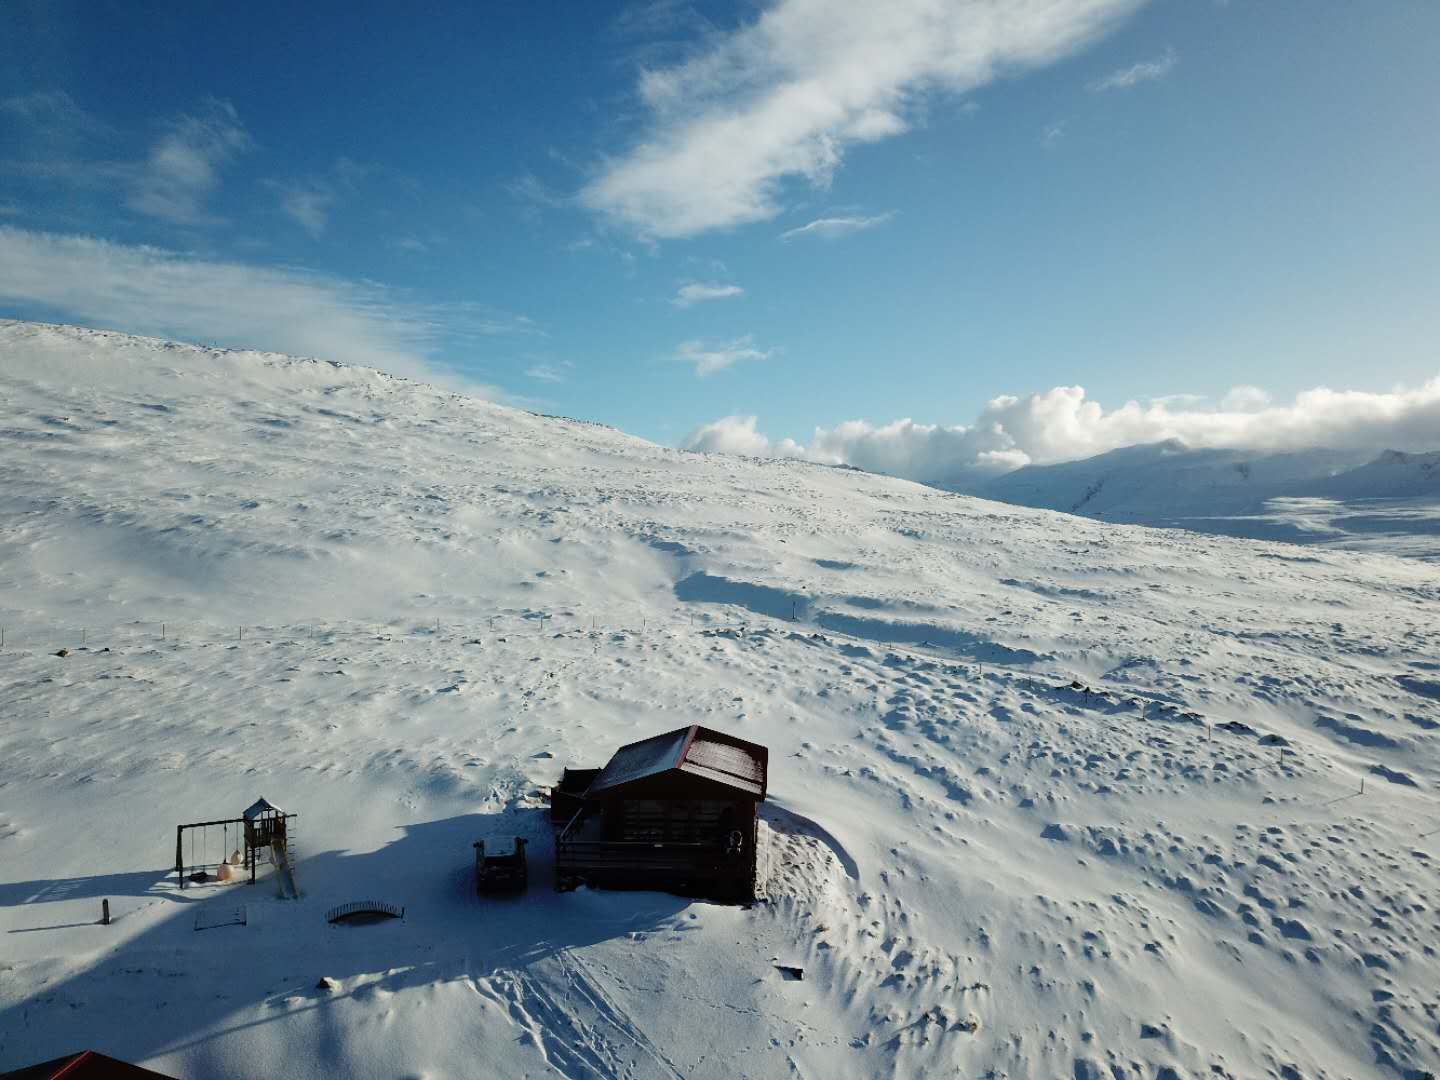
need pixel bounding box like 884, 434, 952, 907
174, 813, 295, 889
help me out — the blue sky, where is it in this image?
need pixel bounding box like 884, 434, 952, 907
2, 0, 1438, 477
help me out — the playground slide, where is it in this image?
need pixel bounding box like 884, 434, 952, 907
271, 839, 299, 899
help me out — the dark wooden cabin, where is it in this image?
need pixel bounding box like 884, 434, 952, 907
554, 725, 768, 902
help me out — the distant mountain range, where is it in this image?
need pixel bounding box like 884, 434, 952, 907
966, 440, 1440, 559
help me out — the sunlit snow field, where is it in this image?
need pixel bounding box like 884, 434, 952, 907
2, 321, 1438, 1079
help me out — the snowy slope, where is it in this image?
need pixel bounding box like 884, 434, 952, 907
978, 441, 1440, 559
2, 320, 1438, 1080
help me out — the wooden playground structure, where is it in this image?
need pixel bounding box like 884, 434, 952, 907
174, 797, 298, 897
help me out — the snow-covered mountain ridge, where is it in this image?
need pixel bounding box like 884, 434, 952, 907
977, 440, 1440, 560
2, 320, 1438, 1079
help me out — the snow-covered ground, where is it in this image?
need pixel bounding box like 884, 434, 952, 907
977, 441, 1440, 561
2, 320, 1438, 1079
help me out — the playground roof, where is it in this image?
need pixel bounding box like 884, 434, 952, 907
242, 797, 282, 820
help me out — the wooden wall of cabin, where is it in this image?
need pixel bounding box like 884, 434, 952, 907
601, 797, 757, 845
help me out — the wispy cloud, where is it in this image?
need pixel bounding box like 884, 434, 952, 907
671, 281, 744, 307
507, 172, 571, 222
1221, 384, 1271, 411
265, 158, 381, 240
525, 361, 573, 383
268, 181, 334, 239
0, 90, 113, 140
674, 334, 777, 376
1088, 48, 1177, 92
0, 225, 521, 394
779, 212, 894, 242
1040, 121, 1066, 147
0, 90, 124, 189
1150, 392, 1205, 407
683, 379, 1440, 484
582, 0, 1143, 238
127, 99, 251, 226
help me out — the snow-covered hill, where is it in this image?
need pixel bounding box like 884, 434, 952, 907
977, 440, 1440, 560
1306, 450, 1440, 501
2, 320, 1438, 1079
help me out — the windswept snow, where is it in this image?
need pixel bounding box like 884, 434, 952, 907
2, 320, 1438, 1079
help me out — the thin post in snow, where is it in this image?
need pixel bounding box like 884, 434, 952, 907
239, 625, 243, 642
101, 899, 110, 925
1360, 776, 1365, 796
81, 627, 86, 646
161, 622, 166, 641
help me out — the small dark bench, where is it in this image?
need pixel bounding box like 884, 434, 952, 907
473, 837, 528, 895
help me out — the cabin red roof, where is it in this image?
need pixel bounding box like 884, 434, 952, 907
0, 1050, 177, 1080
587, 725, 767, 799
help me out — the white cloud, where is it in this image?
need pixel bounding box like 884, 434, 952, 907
683, 414, 783, 455
127, 100, 251, 226
0, 225, 513, 394
583, 0, 1146, 238
683, 379, 1440, 485
674, 334, 777, 376
1088, 48, 1177, 91
1040, 121, 1066, 147
671, 281, 744, 307
778, 212, 894, 242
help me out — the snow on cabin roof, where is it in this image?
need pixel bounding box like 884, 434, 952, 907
587, 725, 767, 799
242, 797, 282, 820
